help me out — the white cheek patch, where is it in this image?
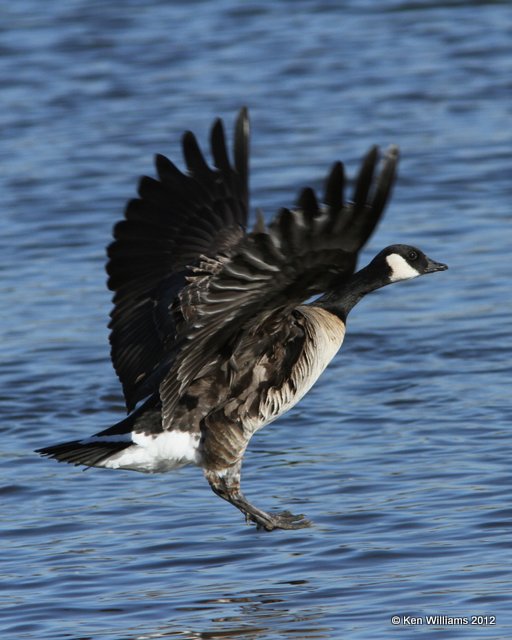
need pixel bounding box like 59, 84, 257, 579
386, 253, 421, 282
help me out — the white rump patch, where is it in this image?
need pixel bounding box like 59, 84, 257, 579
99, 430, 201, 473
386, 253, 421, 282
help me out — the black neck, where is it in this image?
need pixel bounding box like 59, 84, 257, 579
316, 261, 391, 322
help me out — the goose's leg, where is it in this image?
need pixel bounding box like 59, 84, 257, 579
204, 462, 311, 531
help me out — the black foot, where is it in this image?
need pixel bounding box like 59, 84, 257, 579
247, 509, 312, 531
204, 466, 312, 532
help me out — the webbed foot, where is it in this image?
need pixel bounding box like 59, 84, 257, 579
248, 509, 312, 531
205, 465, 311, 532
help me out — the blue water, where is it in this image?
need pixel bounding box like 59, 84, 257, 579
1, 1, 511, 638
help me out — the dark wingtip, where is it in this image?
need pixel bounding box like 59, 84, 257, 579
324, 161, 345, 211
234, 108, 249, 164
238, 105, 249, 123
234, 107, 250, 201
297, 186, 319, 217
341, 144, 400, 253
369, 144, 400, 220
210, 116, 230, 172
352, 145, 379, 208
182, 129, 210, 177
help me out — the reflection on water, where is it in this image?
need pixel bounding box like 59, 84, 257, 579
172, 587, 330, 640
1, 0, 511, 639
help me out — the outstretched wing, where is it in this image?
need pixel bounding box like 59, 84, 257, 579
107, 108, 250, 411
159, 144, 399, 424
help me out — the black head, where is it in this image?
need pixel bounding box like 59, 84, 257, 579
373, 244, 448, 283
318, 244, 447, 320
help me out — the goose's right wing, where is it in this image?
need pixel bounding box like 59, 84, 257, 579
160, 145, 399, 423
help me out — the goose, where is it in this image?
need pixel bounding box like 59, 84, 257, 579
37, 109, 447, 531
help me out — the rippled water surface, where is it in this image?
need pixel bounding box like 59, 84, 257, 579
1, 1, 511, 638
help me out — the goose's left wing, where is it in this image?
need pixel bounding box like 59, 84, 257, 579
107, 109, 249, 411
160, 145, 399, 423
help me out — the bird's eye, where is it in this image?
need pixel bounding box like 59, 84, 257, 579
408, 250, 418, 261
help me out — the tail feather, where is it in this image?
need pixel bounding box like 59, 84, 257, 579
37, 393, 161, 468
36, 438, 131, 468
